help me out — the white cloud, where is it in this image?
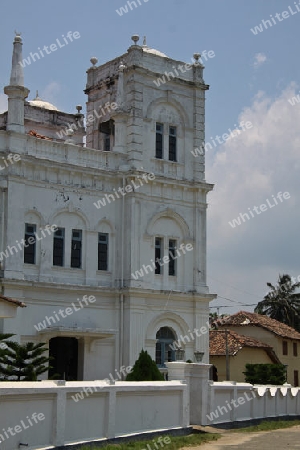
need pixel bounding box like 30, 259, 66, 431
206, 83, 300, 312
0, 93, 8, 113
253, 52, 267, 68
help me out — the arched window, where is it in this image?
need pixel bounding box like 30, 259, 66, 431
155, 327, 176, 367
99, 119, 115, 151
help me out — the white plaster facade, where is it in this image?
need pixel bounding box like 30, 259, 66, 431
0, 34, 215, 380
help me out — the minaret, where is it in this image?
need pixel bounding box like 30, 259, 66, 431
4, 33, 30, 133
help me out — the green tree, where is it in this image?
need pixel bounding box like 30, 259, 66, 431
244, 364, 286, 385
0, 333, 15, 380
255, 274, 300, 330
0, 333, 15, 350
209, 312, 218, 326
0, 341, 51, 381
210, 313, 229, 329
126, 349, 164, 381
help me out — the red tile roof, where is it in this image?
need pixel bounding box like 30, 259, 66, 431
209, 329, 280, 363
28, 130, 53, 140
215, 311, 300, 341
210, 329, 272, 355
0, 294, 26, 308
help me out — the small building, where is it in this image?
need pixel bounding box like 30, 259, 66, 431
209, 329, 280, 382
215, 311, 300, 386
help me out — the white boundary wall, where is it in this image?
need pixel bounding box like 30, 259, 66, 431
204, 381, 300, 426
0, 380, 189, 450
166, 362, 300, 426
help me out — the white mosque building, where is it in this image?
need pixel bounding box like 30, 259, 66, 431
0, 33, 215, 380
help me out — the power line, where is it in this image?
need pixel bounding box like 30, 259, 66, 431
210, 304, 256, 309
215, 295, 257, 306
207, 274, 262, 300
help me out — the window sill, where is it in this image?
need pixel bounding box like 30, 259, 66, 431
51, 266, 85, 272
152, 158, 180, 164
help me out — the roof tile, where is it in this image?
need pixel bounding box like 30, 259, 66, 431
209, 329, 273, 356
217, 311, 300, 341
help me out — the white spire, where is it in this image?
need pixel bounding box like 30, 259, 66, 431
4, 33, 29, 133
9, 32, 25, 86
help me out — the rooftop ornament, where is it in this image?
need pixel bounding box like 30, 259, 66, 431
131, 34, 140, 45
90, 57, 98, 69
193, 53, 201, 65
14, 30, 22, 43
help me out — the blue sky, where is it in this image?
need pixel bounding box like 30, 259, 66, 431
1, 0, 300, 315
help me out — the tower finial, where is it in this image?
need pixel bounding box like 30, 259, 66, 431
143, 36, 147, 47
9, 31, 24, 86
34, 90, 41, 100
4, 33, 29, 133
193, 53, 202, 65
90, 57, 98, 69
131, 34, 140, 45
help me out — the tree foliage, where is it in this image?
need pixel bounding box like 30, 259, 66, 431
255, 274, 300, 330
209, 312, 218, 326
0, 333, 14, 348
0, 333, 14, 365
209, 313, 229, 329
126, 349, 164, 381
0, 339, 51, 381
244, 363, 286, 385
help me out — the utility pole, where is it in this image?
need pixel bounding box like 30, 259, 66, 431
225, 328, 230, 381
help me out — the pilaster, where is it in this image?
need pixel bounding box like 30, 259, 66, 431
167, 361, 212, 425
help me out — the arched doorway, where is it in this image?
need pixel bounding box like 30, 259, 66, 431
155, 327, 176, 367
49, 337, 78, 380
